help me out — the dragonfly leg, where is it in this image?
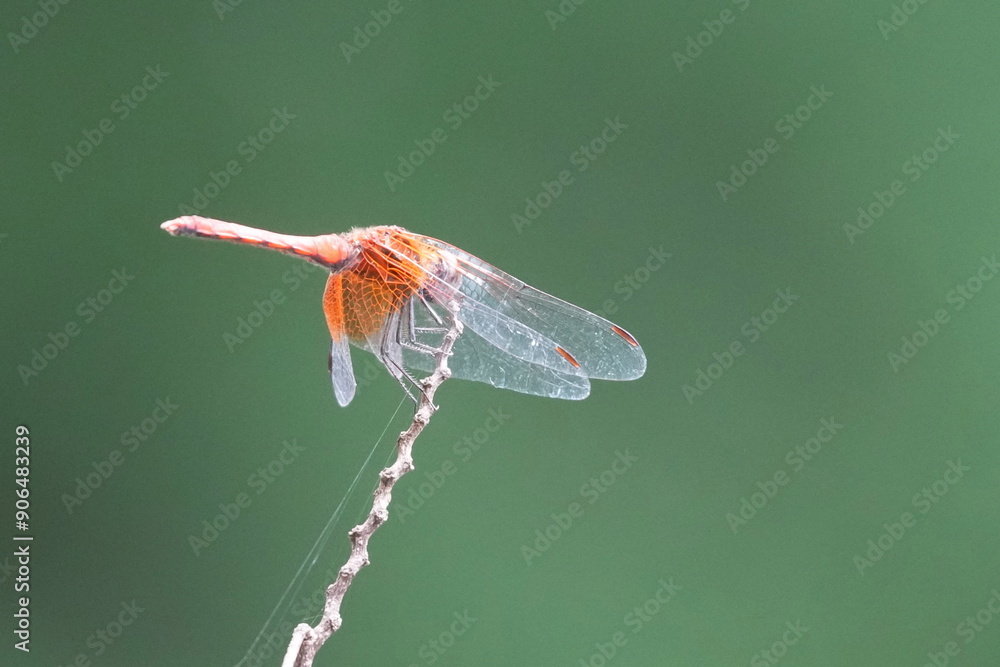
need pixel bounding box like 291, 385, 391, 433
376, 310, 423, 404
396, 301, 448, 406
416, 291, 446, 326
377, 298, 459, 407
400, 297, 448, 355
382, 356, 420, 404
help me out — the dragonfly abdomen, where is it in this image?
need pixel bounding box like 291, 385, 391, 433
161, 216, 357, 272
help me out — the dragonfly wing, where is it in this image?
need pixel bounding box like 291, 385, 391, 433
323, 274, 357, 406
401, 323, 591, 400
359, 234, 588, 379
400, 290, 591, 399
330, 334, 356, 406
359, 290, 591, 400
350, 232, 637, 401
414, 236, 647, 381
440, 289, 589, 377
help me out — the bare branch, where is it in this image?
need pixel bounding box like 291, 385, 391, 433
282, 310, 463, 667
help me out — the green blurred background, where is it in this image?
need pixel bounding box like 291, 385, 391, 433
4, 1, 1000, 665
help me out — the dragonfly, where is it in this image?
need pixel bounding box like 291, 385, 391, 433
160, 215, 646, 406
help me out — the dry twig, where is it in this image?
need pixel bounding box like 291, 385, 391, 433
281, 313, 463, 667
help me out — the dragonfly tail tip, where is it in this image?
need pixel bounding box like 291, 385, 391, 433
160, 217, 195, 236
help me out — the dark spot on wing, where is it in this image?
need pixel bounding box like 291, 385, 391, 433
611, 325, 639, 347
555, 346, 581, 368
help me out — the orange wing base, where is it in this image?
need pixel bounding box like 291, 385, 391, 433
322, 228, 437, 342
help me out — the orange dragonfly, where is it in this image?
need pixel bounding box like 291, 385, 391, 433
161, 216, 646, 406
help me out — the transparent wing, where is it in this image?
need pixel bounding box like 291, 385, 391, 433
323, 274, 357, 406
353, 232, 644, 401
349, 293, 591, 400
355, 235, 588, 380
412, 235, 647, 381
401, 302, 591, 400
329, 335, 356, 407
